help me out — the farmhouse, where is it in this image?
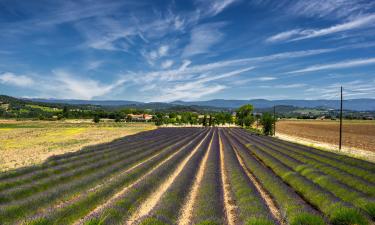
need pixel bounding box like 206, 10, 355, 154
127, 113, 153, 122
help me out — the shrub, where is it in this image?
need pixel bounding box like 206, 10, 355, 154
245, 218, 275, 225
196, 220, 220, 225
329, 206, 368, 225
139, 217, 167, 225
289, 213, 325, 225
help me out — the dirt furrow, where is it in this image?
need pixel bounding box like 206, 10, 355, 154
232, 144, 285, 225
74, 131, 208, 225
218, 131, 238, 225
125, 130, 212, 224
177, 131, 215, 225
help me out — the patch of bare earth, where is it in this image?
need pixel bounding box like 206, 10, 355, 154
276, 120, 375, 153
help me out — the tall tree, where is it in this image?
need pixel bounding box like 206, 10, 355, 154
236, 104, 254, 127
260, 112, 275, 136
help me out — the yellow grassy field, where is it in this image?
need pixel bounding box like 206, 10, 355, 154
0, 120, 155, 171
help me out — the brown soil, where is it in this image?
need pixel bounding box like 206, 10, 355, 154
276, 120, 375, 152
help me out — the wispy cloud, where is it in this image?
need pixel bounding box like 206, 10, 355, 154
161, 60, 174, 69
287, 0, 375, 19
0, 70, 126, 100
199, 0, 239, 16
260, 83, 306, 89
267, 14, 375, 43
182, 22, 225, 57
51, 70, 126, 100
288, 58, 375, 74
266, 29, 302, 43
86, 60, 104, 70
305, 79, 375, 99
151, 67, 253, 102
0, 72, 35, 87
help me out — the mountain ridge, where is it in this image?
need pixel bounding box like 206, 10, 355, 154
27, 97, 375, 111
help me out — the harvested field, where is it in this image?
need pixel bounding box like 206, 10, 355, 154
0, 120, 155, 171
276, 120, 375, 153
0, 127, 374, 225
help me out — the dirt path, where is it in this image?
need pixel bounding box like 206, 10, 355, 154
232, 144, 285, 225
126, 131, 211, 225
74, 132, 207, 225
177, 131, 215, 225
218, 131, 238, 225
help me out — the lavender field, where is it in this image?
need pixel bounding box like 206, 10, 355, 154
0, 127, 374, 225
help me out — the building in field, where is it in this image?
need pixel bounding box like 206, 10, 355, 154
127, 114, 153, 122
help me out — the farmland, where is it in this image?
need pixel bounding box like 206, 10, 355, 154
276, 120, 375, 153
0, 120, 155, 171
0, 127, 373, 225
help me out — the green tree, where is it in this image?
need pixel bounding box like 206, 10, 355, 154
260, 113, 275, 136
236, 104, 254, 127
243, 114, 255, 127
93, 114, 100, 123
62, 106, 69, 118
202, 115, 207, 126
208, 115, 213, 126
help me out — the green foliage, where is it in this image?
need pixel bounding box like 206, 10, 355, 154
93, 115, 100, 123
196, 220, 220, 225
260, 113, 275, 135
24, 218, 51, 225
203, 114, 208, 126
139, 218, 167, 225
245, 218, 275, 225
236, 104, 254, 127
329, 206, 368, 225
289, 213, 325, 225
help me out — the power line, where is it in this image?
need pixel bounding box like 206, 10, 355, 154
339, 86, 343, 151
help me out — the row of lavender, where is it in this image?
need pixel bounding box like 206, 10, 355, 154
0, 128, 207, 224
226, 128, 374, 225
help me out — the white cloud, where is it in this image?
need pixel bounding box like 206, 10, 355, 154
266, 29, 302, 43
182, 23, 225, 57
132, 48, 336, 84
148, 67, 253, 102
275, 83, 306, 88
86, 60, 104, 70
258, 76, 277, 81
0, 72, 34, 87
304, 79, 375, 99
158, 45, 169, 57
287, 0, 375, 19
288, 58, 375, 73
259, 83, 306, 89
178, 60, 192, 71
267, 14, 375, 42
156, 83, 226, 102
161, 60, 174, 69
197, 0, 238, 16
51, 70, 126, 100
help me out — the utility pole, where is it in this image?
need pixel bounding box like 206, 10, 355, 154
339, 86, 343, 150
273, 105, 276, 136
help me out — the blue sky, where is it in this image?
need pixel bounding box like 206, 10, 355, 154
0, 0, 375, 102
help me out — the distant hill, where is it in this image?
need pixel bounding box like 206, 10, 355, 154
30, 98, 142, 106
15, 96, 375, 111
172, 99, 375, 111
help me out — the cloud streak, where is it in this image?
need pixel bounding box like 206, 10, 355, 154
266, 14, 375, 42
288, 58, 375, 74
